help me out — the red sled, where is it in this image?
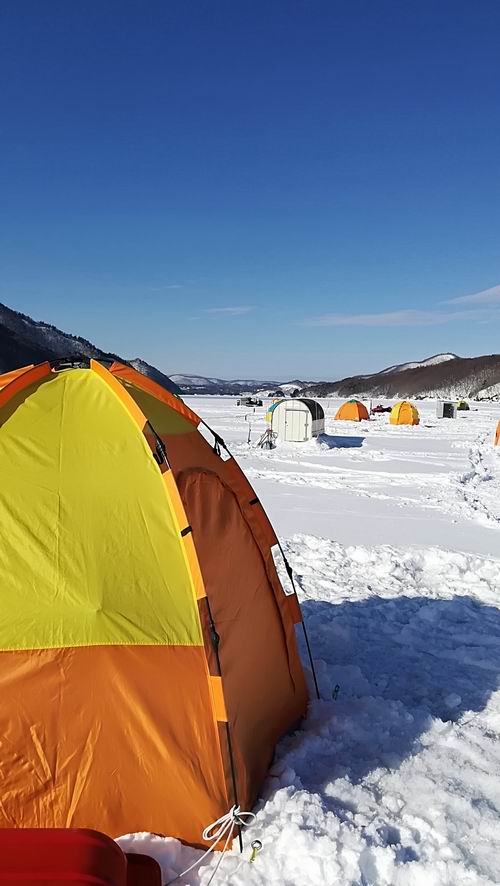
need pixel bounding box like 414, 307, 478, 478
125, 853, 162, 886
0, 829, 161, 885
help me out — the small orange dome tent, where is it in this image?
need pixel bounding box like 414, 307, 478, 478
390, 401, 420, 426
495, 420, 500, 446
335, 399, 370, 421
0, 360, 308, 847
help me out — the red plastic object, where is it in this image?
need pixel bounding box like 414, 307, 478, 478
125, 853, 162, 885
0, 828, 127, 884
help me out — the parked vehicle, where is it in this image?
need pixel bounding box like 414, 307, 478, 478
237, 396, 263, 407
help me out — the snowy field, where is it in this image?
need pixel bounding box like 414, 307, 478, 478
120, 398, 500, 885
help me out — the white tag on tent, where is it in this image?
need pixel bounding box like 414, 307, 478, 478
271, 544, 295, 595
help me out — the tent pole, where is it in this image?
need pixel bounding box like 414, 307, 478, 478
300, 620, 320, 700
278, 543, 321, 701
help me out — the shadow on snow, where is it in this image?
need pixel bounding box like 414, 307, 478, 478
282, 593, 500, 793
318, 433, 365, 449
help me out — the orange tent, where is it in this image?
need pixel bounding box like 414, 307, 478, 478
390, 401, 420, 426
495, 420, 500, 446
0, 360, 308, 847
335, 399, 370, 421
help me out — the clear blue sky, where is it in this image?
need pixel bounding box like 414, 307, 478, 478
1, 1, 499, 380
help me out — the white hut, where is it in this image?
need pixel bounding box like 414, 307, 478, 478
436, 401, 457, 419
271, 398, 325, 442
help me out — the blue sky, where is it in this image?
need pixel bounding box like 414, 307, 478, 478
1, 1, 499, 380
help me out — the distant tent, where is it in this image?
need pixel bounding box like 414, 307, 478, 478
495, 420, 500, 447
457, 400, 470, 411
270, 398, 325, 441
335, 399, 370, 422
0, 360, 308, 845
390, 401, 420, 426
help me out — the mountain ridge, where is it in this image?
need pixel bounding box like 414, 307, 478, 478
301, 353, 500, 400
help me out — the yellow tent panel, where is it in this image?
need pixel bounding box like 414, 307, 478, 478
0, 369, 201, 650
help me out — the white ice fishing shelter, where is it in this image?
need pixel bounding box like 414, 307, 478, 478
436, 401, 457, 419
271, 398, 325, 442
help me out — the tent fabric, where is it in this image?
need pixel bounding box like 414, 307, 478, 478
0, 646, 226, 842
177, 468, 301, 803
109, 361, 200, 428
0, 362, 52, 413
0, 364, 35, 391
335, 400, 370, 421
158, 424, 309, 811
0, 361, 308, 846
495, 420, 500, 446
390, 401, 420, 425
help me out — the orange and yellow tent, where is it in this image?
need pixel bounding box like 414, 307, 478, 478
335, 399, 370, 421
0, 360, 308, 846
495, 420, 500, 446
390, 401, 420, 426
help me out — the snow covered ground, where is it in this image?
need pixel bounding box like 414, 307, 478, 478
119, 398, 500, 885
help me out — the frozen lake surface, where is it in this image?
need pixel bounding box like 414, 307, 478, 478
121, 397, 500, 885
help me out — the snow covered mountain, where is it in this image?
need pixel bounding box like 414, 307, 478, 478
379, 353, 457, 375
184, 354, 500, 401
169, 373, 282, 395
0, 303, 181, 394
304, 353, 500, 400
